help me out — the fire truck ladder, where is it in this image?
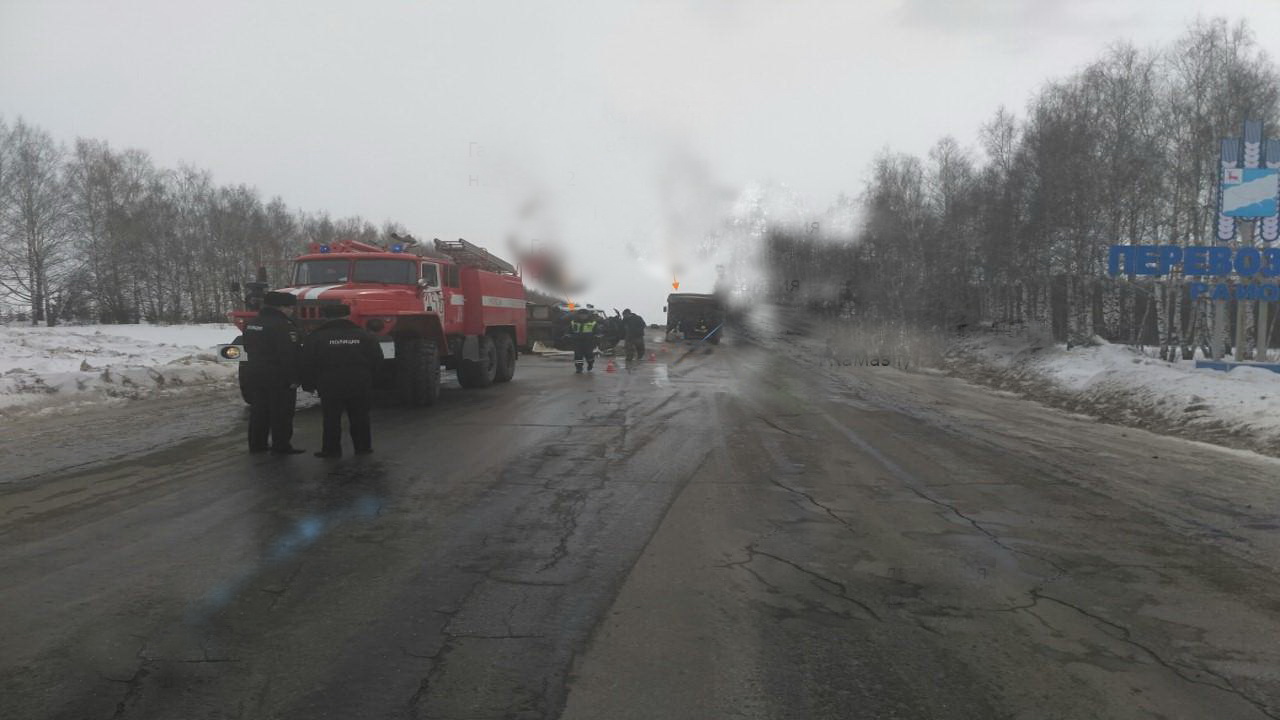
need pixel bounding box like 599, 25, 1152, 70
433, 238, 517, 275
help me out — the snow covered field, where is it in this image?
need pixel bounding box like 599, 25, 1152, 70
0, 323, 239, 416
946, 329, 1280, 457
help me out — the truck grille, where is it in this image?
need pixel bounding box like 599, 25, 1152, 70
297, 300, 343, 321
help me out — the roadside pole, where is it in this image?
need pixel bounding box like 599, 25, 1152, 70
1247, 220, 1267, 361
1235, 221, 1254, 362
1213, 293, 1227, 361
1265, 138, 1280, 361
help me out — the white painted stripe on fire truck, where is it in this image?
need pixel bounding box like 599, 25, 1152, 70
482, 295, 526, 309
302, 284, 342, 301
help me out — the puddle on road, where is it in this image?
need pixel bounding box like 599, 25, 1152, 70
652, 365, 669, 387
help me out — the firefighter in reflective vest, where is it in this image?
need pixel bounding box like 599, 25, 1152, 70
301, 303, 384, 458
568, 308, 601, 373
241, 291, 305, 454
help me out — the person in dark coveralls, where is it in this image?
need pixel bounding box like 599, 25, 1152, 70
242, 291, 305, 454
621, 308, 646, 364
567, 307, 601, 373
301, 303, 384, 458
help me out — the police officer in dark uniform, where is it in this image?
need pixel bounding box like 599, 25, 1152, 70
567, 307, 601, 373
242, 291, 305, 454
301, 303, 384, 458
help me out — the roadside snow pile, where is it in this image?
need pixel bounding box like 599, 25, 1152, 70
0, 323, 239, 416
947, 332, 1280, 455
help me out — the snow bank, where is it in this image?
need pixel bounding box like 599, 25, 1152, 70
736, 303, 1280, 456
947, 331, 1280, 456
0, 323, 239, 416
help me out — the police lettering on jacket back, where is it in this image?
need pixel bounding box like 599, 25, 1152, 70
302, 319, 384, 397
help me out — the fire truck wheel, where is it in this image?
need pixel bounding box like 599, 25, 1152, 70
458, 335, 498, 388
494, 333, 516, 383
397, 337, 440, 406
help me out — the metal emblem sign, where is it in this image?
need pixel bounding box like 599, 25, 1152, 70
1217, 121, 1280, 240
1221, 167, 1280, 218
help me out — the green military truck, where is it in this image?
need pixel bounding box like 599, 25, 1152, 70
524, 289, 569, 351
664, 292, 725, 344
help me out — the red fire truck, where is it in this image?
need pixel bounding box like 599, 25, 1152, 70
220, 236, 526, 406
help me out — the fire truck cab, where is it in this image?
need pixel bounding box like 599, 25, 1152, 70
222, 236, 526, 406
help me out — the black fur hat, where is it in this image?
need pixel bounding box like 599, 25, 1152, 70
263, 291, 297, 307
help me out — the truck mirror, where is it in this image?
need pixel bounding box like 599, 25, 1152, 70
662, 306, 667, 313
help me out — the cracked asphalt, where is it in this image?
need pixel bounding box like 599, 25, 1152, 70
3, 333, 1280, 719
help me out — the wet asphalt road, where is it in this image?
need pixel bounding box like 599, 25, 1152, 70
3, 334, 1280, 719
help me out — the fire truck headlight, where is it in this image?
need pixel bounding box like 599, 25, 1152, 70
220, 345, 242, 360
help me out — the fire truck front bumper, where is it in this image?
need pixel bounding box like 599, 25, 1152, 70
216, 340, 395, 362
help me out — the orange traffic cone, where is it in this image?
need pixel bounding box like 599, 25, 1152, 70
606, 359, 617, 373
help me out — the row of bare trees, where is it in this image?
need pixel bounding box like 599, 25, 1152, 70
0, 118, 402, 325
758, 18, 1280, 357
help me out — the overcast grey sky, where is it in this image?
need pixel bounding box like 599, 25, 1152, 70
3, 0, 1280, 319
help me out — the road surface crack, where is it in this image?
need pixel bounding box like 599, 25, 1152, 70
106, 635, 153, 718
538, 427, 621, 571
1030, 591, 1278, 719
752, 428, 859, 535
905, 485, 1068, 576
757, 414, 809, 438
406, 576, 487, 715
451, 633, 545, 640
768, 476, 858, 535
721, 545, 881, 622
753, 549, 882, 622
260, 562, 306, 611
484, 573, 569, 587
642, 392, 681, 419
538, 488, 589, 572
814, 407, 1070, 579
502, 593, 525, 637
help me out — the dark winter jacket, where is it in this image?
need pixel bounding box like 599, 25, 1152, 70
242, 306, 301, 386
300, 319, 384, 398
622, 313, 646, 341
